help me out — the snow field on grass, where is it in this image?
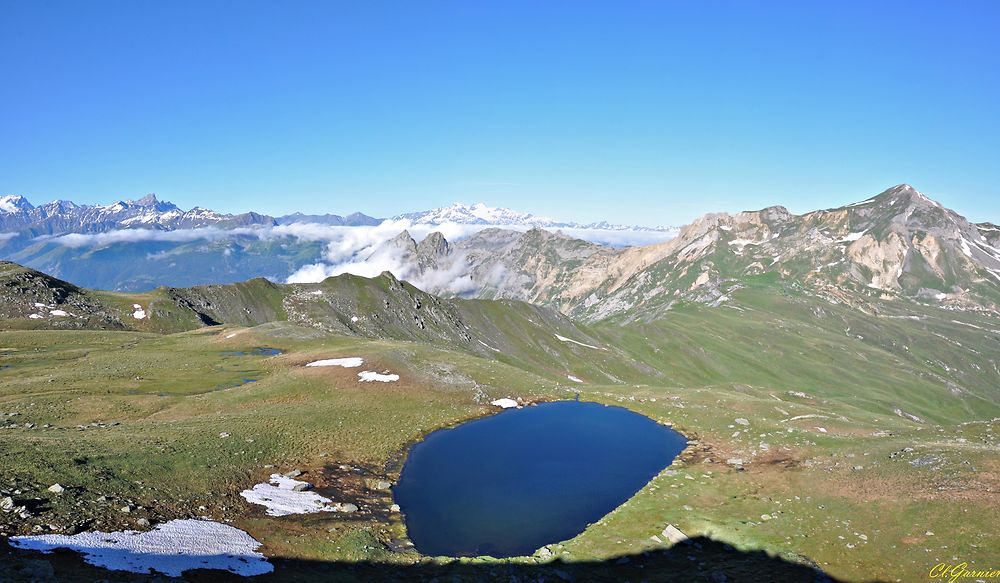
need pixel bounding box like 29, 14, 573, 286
10, 519, 273, 577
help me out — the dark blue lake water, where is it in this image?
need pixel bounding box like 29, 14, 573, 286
393, 400, 687, 558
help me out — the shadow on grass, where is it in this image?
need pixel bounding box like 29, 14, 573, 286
1, 535, 888, 583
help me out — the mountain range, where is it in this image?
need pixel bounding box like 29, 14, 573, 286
0, 194, 672, 235
0, 193, 380, 234
0, 194, 677, 291
3, 185, 1000, 323
394, 202, 675, 232
355, 185, 1000, 321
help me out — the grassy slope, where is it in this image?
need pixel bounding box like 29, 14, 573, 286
2, 276, 999, 582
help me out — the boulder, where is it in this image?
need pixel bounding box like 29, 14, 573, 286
661, 524, 689, 545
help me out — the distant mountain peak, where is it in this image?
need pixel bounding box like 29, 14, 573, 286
0, 194, 273, 234
395, 202, 675, 233
0, 195, 34, 213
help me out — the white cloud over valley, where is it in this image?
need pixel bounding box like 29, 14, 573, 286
35, 220, 673, 293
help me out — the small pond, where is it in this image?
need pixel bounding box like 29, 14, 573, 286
393, 400, 687, 558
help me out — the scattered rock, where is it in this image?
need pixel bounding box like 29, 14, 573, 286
291, 482, 312, 492
661, 524, 689, 545
336, 503, 358, 513
284, 469, 303, 478
389, 504, 400, 513
734, 418, 750, 426
46, 484, 65, 494
374, 480, 392, 491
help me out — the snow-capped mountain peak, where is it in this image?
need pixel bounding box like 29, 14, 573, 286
395, 202, 674, 232
397, 202, 557, 227
0, 194, 277, 234
0, 195, 34, 213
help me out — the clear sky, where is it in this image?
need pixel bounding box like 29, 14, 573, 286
2, 1, 998, 226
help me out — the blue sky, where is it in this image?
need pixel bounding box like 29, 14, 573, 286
1, 1, 998, 226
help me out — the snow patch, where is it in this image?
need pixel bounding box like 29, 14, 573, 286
839, 231, 867, 243
132, 304, 146, 320
491, 398, 519, 409
357, 370, 399, 382
554, 334, 605, 351
960, 238, 973, 258
971, 238, 1000, 261
9, 519, 272, 577
240, 473, 336, 516
49, 309, 69, 317
567, 375, 583, 383
477, 339, 501, 352
306, 357, 363, 368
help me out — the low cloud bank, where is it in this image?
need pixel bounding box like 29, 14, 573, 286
34, 220, 674, 292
